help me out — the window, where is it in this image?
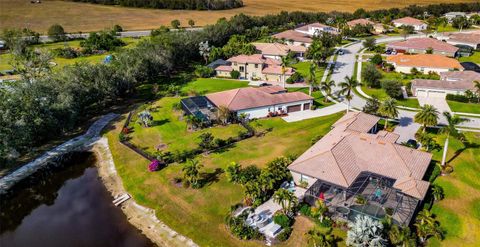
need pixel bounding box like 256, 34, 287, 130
300, 174, 311, 182
255, 64, 258, 68
239, 66, 244, 72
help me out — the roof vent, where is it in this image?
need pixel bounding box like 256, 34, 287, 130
378, 141, 386, 145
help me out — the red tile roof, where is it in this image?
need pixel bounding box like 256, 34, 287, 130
253, 42, 306, 56
272, 30, 313, 43
388, 38, 459, 54
262, 65, 294, 75
386, 54, 463, 70
215, 65, 233, 72
227, 54, 281, 65
440, 71, 480, 82
393, 17, 425, 26
412, 79, 475, 91
206, 87, 313, 111
347, 18, 374, 27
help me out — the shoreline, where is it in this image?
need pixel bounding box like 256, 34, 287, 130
92, 137, 198, 247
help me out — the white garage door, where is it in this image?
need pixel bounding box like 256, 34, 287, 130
427, 91, 446, 98
416, 90, 427, 97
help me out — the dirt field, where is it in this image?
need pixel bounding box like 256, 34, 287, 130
1, 0, 477, 33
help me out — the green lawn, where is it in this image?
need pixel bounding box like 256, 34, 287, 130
181, 78, 249, 95
459, 51, 480, 65
288, 87, 335, 108
427, 132, 480, 247
447, 101, 480, 114
106, 110, 344, 247
361, 85, 420, 108
291, 61, 327, 82
437, 24, 459, 33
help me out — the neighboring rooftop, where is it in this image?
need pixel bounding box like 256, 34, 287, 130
206, 86, 313, 111
443, 32, 480, 45
412, 79, 475, 91
347, 18, 374, 27
288, 112, 432, 200
295, 22, 336, 32
253, 42, 306, 56
440, 71, 480, 82
386, 54, 463, 69
392, 17, 425, 26
272, 30, 313, 44
227, 54, 280, 65
388, 37, 459, 54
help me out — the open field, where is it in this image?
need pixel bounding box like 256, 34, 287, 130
428, 132, 480, 246
1, 0, 478, 33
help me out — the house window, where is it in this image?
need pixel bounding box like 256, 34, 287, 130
255, 64, 259, 68
234, 62, 237, 66
300, 174, 311, 182
239, 66, 244, 72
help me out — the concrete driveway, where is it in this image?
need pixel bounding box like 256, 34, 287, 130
282, 103, 346, 122
417, 96, 452, 113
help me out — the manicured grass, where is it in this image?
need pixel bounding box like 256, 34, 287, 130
3, 0, 477, 33
106, 111, 344, 246
128, 97, 244, 154
437, 24, 459, 33
288, 87, 335, 109
291, 61, 327, 82
181, 78, 249, 95
447, 101, 480, 114
427, 132, 480, 246
360, 85, 420, 108
459, 51, 480, 65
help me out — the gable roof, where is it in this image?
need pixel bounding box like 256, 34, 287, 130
253, 42, 306, 56
386, 54, 463, 70
272, 30, 313, 43
393, 17, 425, 26
288, 112, 432, 199
206, 87, 313, 111
332, 111, 380, 133
388, 38, 459, 53
347, 18, 374, 27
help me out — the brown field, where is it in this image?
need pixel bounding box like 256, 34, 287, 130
1, 0, 477, 33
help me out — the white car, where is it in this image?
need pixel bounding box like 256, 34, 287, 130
337, 49, 344, 55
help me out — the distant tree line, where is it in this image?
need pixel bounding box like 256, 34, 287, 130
1, 2, 480, 168
71, 0, 243, 10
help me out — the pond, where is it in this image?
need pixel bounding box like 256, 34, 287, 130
0, 152, 155, 247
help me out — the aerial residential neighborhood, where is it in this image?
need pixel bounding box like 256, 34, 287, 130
1, 1, 480, 247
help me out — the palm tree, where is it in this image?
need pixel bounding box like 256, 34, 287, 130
440, 112, 469, 167
414, 216, 442, 244
306, 63, 318, 96
273, 188, 297, 214
280, 56, 289, 88
182, 159, 203, 188
378, 98, 399, 130
414, 105, 439, 132
320, 79, 335, 103
311, 199, 328, 223
431, 184, 444, 201
306, 228, 334, 247
416, 209, 436, 227
217, 105, 231, 125
473, 80, 480, 103
416, 132, 434, 151
338, 76, 361, 113
389, 225, 417, 247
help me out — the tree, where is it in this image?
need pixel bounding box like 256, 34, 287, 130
363, 96, 380, 115
431, 184, 444, 201
440, 112, 469, 167
473, 81, 480, 102
370, 54, 383, 66
306, 33, 337, 65
416, 132, 435, 151
171, 19, 181, 29
198, 132, 214, 150
363, 37, 376, 50
310, 199, 328, 223
306, 63, 318, 96
347, 215, 386, 247
320, 80, 335, 103
339, 76, 361, 113
452, 16, 471, 31
217, 105, 231, 125
381, 79, 403, 98
198, 41, 211, 64
414, 209, 442, 243
48, 24, 66, 42
188, 19, 195, 28
112, 24, 123, 33
273, 188, 297, 214
400, 25, 415, 40
225, 162, 241, 183
362, 63, 382, 88
280, 56, 290, 88
388, 225, 417, 247
306, 227, 335, 247
182, 159, 203, 188
378, 98, 398, 130
414, 105, 439, 132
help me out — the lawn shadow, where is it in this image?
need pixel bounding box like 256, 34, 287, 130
151, 119, 170, 127
447, 141, 480, 164
199, 168, 224, 187
211, 143, 237, 154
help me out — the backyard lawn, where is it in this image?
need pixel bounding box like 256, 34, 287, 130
181, 78, 249, 95
447, 101, 480, 114
459, 51, 480, 65
360, 86, 420, 108
291, 61, 327, 82
428, 132, 480, 247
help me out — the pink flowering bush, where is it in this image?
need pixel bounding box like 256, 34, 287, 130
148, 159, 160, 172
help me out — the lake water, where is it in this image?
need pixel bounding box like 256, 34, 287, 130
0, 152, 155, 247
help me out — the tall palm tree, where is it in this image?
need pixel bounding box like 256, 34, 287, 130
416, 209, 436, 227
306, 63, 318, 96
280, 56, 289, 88
414, 105, 439, 132
338, 76, 361, 113
440, 112, 469, 167
473, 80, 480, 103
182, 159, 203, 187
378, 98, 399, 130
273, 188, 297, 214
414, 220, 442, 244
389, 225, 417, 247
320, 79, 335, 103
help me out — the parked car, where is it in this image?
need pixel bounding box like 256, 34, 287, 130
337, 49, 344, 55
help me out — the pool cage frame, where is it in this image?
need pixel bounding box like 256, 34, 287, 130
180, 96, 217, 125
304, 171, 420, 225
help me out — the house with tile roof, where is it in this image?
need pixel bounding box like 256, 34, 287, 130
392, 17, 427, 31
205, 86, 313, 118
386, 54, 463, 74
411, 71, 480, 97
214, 54, 295, 82
271, 22, 338, 47
295, 22, 339, 36
387, 38, 459, 57
437, 31, 480, 50
253, 42, 306, 60
288, 112, 432, 225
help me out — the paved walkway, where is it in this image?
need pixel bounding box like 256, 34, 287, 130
282, 103, 346, 122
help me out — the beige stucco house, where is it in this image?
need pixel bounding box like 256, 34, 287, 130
386, 54, 463, 74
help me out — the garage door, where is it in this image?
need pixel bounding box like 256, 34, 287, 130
287, 105, 301, 113
303, 103, 311, 110
428, 91, 446, 98
416, 90, 427, 97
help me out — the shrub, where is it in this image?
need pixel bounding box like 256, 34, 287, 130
318, 216, 333, 228
381, 79, 403, 98
286, 72, 303, 83
80, 29, 125, 52
52, 47, 78, 58
112, 24, 123, 33
273, 213, 291, 228
230, 70, 240, 79
48, 24, 66, 42
276, 227, 293, 242
299, 180, 308, 188
148, 159, 161, 172
299, 203, 312, 216
446, 94, 469, 103
362, 63, 382, 88
310, 134, 323, 145
226, 213, 264, 240
370, 54, 383, 66
118, 132, 127, 142
194, 65, 214, 78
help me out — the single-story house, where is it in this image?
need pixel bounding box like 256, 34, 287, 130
386, 38, 459, 57
347, 18, 374, 28
444, 12, 467, 22
215, 54, 295, 82
392, 17, 427, 31
411, 71, 480, 97
386, 54, 463, 74
294, 22, 339, 36
272, 30, 313, 47
205, 86, 313, 119
288, 112, 432, 225
437, 32, 480, 50
253, 42, 307, 60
